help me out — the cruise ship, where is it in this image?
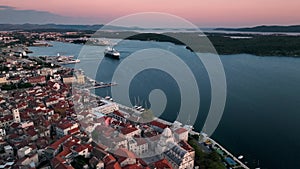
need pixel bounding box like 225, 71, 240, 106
104, 47, 120, 59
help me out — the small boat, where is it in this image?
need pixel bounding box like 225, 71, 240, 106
104, 47, 120, 59
238, 155, 244, 160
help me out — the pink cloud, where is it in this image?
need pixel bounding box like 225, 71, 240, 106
1, 0, 300, 26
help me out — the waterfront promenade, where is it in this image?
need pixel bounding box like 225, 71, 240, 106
209, 138, 250, 169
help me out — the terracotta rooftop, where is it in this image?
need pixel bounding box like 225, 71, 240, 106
120, 126, 138, 135
57, 122, 73, 130
123, 164, 145, 169
115, 148, 136, 159
179, 140, 194, 152
49, 135, 71, 150
150, 120, 169, 129
136, 138, 147, 146
174, 127, 188, 134
106, 162, 121, 169
154, 158, 173, 169
103, 154, 116, 165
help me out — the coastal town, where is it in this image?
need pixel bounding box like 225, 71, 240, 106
0, 30, 250, 169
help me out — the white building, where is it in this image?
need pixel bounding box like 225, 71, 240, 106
12, 108, 20, 123
0, 128, 6, 137
56, 122, 79, 137
128, 137, 148, 156
120, 126, 141, 139
92, 99, 119, 115
1, 145, 14, 159
155, 128, 194, 169
174, 127, 189, 142
18, 146, 32, 158
17, 153, 39, 167
20, 121, 34, 129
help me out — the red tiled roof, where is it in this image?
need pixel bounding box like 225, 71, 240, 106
150, 120, 169, 129
68, 127, 79, 135
28, 76, 46, 83
174, 128, 187, 134
57, 148, 72, 157
57, 122, 73, 130
51, 156, 74, 169
137, 158, 148, 167
46, 98, 59, 105
115, 148, 136, 159
72, 144, 88, 153
136, 138, 147, 146
63, 140, 77, 148
179, 140, 194, 152
0, 114, 13, 123
120, 127, 138, 135
96, 143, 109, 151
44, 120, 51, 127
123, 164, 144, 169
26, 129, 38, 136
10, 122, 20, 128
154, 159, 173, 169
103, 154, 116, 165
49, 135, 71, 150
106, 162, 121, 169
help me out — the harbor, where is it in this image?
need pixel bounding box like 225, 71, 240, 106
30, 42, 272, 168
29, 41, 253, 169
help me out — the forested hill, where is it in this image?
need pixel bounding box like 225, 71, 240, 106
215, 25, 300, 33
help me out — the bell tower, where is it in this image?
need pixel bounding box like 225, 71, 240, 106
12, 108, 20, 123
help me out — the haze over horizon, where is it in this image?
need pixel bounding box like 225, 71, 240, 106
0, 0, 300, 27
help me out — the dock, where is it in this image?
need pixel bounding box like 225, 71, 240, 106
85, 82, 117, 90
81, 76, 118, 90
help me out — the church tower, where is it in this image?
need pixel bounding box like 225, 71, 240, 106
12, 108, 20, 123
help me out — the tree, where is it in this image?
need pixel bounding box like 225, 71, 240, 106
140, 109, 154, 122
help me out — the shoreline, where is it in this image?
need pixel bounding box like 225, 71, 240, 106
30, 41, 251, 169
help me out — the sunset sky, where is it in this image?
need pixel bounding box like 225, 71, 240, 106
0, 0, 299, 27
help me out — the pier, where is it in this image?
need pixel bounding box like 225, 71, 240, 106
82, 76, 118, 90
85, 82, 117, 90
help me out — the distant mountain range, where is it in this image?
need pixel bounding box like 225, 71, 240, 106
0, 23, 172, 32
215, 25, 300, 33
1, 24, 300, 33
0, 24, 105, 31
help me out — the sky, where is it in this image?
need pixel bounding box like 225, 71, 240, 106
0, 0, 300, 27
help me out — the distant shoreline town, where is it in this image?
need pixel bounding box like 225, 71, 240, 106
1, 24, 300, 57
